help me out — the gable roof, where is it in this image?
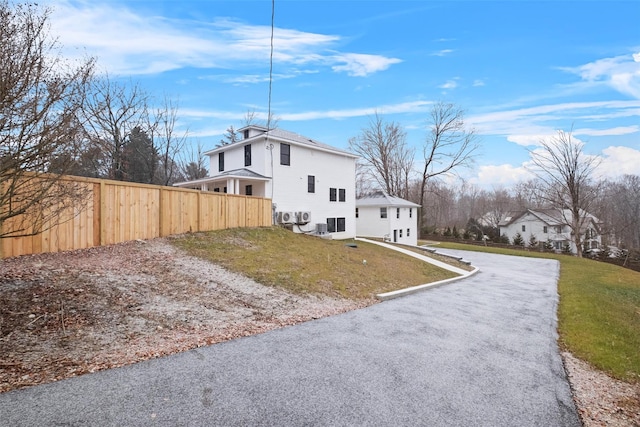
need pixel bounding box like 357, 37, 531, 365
498, 208, 600, 230
356, 191, 421, 208
204, 126, 357, 158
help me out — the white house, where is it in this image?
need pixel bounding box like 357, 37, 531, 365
498, 208, 602, 254
174, 125, 358, 239
356, 192, 421, 246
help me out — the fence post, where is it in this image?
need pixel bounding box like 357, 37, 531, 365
159, 187, 165, 237
197, 191, 202, 232
99, 180, 106, 246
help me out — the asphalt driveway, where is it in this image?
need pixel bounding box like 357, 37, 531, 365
0, 249, 580, 426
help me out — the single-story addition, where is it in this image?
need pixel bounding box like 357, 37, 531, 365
356, 192, 421, 246
174, 125, 358, 239
498, 208, 602, 254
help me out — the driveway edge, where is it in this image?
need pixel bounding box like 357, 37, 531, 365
355, 238, 480, 301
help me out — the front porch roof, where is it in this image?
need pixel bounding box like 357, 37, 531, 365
174, 168, 271, 188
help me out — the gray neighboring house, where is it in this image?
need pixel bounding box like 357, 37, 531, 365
498, 208, 602, 254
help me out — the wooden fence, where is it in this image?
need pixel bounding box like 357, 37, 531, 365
1, 176, 273, 259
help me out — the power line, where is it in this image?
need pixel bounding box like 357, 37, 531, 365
267, 0, 275, 132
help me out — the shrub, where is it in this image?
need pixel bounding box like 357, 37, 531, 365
512, 232, 525, 246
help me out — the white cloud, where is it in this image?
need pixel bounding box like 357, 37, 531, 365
473, 79, 485, 87
439, 79, 459, 90
431, 49, 454, 57
281, 100, 432, 121
469, 164, 535, 188
561, 52, 640, 99
574, 125, 640, 137
468, 100, 640, 145
181, 100, 432, 122
598, 146, 640, 178
47, 1, 400, 77
331, 53, 402, 77
506, 134, 552, 147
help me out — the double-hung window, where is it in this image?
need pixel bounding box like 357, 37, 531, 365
244, 144, 251, 167
218, 152, 224, 172
329, 188, 337, 202
280, 143, 290, 165
308, 176, 315, 193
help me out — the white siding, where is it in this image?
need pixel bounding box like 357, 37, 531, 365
206, 131, 357, 239
356, 205, 418, 246
271, 143, 356, 239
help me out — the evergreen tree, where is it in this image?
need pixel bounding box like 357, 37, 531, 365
123, 126, 158, 183
512, 232, 525, 246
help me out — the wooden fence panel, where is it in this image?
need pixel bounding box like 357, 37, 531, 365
1, 175, 272, 259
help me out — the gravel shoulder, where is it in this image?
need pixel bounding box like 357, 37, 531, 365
1, 238, 638, 425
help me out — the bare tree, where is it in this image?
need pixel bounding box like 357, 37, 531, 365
512, 178, 547, 209
596, 175, 640, 249
82, 76, 149, 180
418, 102, 480, 230
179, 141, 209, 181
149, 96, 187, 185
0, 1, 95, 238
348, 113, 414, 199
242, 109, 280, 130
528, 129, 601, 257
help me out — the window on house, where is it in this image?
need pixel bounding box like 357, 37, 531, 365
329, 188, 337, 202
543, 226, 548, 234
308, 175, 315, 193
355, 208, 359, 218
399, 229, 403, 238
556, 226, 562, 233
522, 225, 526, 232
223, 186, 227, 193
407, 228, 410, 237
280, 143, 290, 165
409, 208, 412, 218
245, 185, 253, 196
337, 217, 346, 232
244, 144, 251, 167
339, 188, 346, 202
243, 129, 249, 139
396, 208, 400, 219
218, 152, 224, 172
214, 188, 220, 192
327, 218, 336, 233
380, 207, 387, 219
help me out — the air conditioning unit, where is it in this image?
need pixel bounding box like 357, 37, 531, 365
278, 211, 296, 224
296, 211, 312, 224
316, 223, 328, 235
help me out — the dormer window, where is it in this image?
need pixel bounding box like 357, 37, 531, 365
243, 129, 249, 139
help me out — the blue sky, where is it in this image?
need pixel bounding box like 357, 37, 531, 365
44, 0, 640, 188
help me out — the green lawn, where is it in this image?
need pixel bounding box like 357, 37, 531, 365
431, 241, 640, 383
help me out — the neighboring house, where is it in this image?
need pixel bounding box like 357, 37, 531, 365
498, 208, 602, 254
174, 125, 358, 239
356, 192, 421, 246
